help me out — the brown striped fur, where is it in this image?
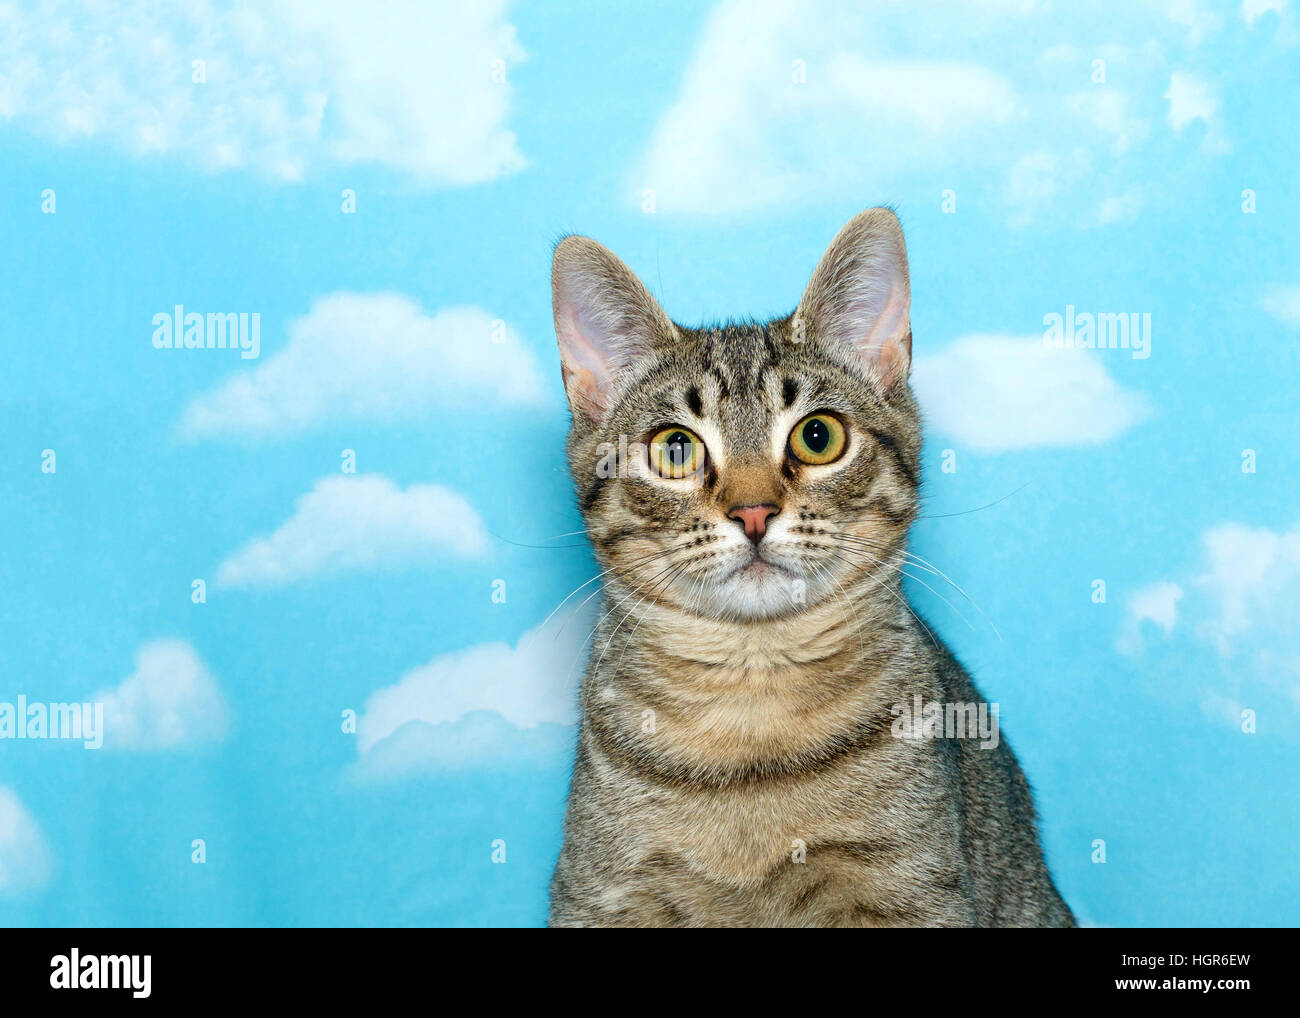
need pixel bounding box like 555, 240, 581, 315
548, 209, 1074, 928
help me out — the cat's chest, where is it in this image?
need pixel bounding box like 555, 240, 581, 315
583, 615, 930, 887
600, 649, 890, 779
608, 758, 891, 889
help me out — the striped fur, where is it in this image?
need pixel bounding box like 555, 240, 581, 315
548, 210, 1074, 928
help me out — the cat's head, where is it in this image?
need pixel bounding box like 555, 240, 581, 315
552, 208, 921, 621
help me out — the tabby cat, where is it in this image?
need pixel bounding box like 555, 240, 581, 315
547, 208, 1074, 928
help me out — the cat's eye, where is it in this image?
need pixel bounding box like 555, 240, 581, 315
648, 425, 705, 478
789, 413, 847, 465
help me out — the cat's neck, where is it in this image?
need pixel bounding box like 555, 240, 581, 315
583, 573, 925, 782
605, 564, 908, 658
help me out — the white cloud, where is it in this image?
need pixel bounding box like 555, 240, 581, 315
1067, 89, 1149, 155
630, 0, 1219, 222
350, 711, 575, 781
1164, 71, 1220, 133
0, 786, 51, 894
1193, 522, 1300, 655
1242, 0, 1287, 27
351, 600, 597, 780
632, 0, 1022, 217
1261, 285, 1300, 326
179, 294, 547, 441
1246, 3, 1300, 44
910, 334, 1152, 452
1153, 0, 1223, 45
94, 639, 228, 750
1117, 581, 1184, 653
1120, 520, 1300, 721
0, 1, 525, 184
217, 475, 487, 588
1132, 581, 1184, 634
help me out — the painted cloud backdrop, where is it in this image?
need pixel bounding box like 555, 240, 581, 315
2, 0, 1298, 926
0, 0, 526, 182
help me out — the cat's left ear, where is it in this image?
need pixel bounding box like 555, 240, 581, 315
552, 235, 679, 420
795, 207, 911, 389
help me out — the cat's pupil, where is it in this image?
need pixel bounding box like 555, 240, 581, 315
666, 432, 691, 465
802, 419, 830, 453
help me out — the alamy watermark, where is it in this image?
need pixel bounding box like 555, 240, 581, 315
1043, 304, 1151, 360
891, 695, 1000, 749
152, 305, 260, 359
594, 433, 705, 479
0, 695, 103, 749
50, 950, 151, 998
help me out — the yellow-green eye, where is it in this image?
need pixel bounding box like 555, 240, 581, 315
649, 426, 705, 478
789, 414, 846, 465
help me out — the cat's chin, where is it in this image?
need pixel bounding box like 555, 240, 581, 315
697, 556, 816, 621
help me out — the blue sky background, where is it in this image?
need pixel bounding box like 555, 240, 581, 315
2, 0, 1299, 926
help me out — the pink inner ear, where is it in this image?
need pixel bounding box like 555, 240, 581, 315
828, 277, 909, 388
557, 304, 608, 379
798, 210, 914, 385
862, 287, 911, 377
872, 331, 910, 386
556, 302, 614, 415
562, 361, 605, 418
864, 287, 910, 350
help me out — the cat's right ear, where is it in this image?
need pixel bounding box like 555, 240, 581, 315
795, 207, 912, 390
551, 236, 678, 420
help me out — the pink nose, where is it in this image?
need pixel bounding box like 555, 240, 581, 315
728, 504, 779, 542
